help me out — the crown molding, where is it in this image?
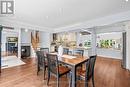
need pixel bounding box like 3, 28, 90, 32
0, 18, 54, 32
0, 10, 130, 33
54, 10, 130, 33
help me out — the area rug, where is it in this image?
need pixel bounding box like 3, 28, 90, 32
1, 56, 25, 69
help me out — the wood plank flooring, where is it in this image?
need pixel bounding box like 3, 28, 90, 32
0, 57, 130, 87
1, 51, 17, 57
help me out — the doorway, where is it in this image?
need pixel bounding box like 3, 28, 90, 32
96, 31, 127, 69
1, 28, 19, 69
0, 26, 25, 70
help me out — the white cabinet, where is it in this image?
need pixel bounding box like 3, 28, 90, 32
57, 32, 76, 42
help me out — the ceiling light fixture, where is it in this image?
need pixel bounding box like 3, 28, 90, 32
25, 29, 28, 32
46, 16, 49, 19
125, 0, 129, 2
80, 33, 82, 36
59, 8, 63, 12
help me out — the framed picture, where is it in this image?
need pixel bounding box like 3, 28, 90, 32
7, 37, 18, 42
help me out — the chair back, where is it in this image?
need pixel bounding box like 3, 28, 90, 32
47, 54, 59, 75
36, 51, 46, 68
63, 48, 69, 54
85, 59, 90, 80
40, 48, 49, 57
87, 55, 97, 80
74, 50, 84, 56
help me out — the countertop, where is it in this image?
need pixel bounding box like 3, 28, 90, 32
63, 46, 91, 50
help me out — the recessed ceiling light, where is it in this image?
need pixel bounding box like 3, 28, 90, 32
125, 0, 129, 2
59, 8, 63, 12
46, 16, 49, 19
25, 29, 28, 32
80, 33, 82, 36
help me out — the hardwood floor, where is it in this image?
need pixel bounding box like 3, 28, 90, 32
2, 51, 17, 57
0, 57, 130, 87
94, 57, 130, 87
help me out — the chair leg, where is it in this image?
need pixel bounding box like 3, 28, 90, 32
57, 76, 59, 87
69, 73, 72, 87
92, 74, 95, 87
85, 77, 88, 87
43, 67, 46, 80
47, 71, 50, 86
37, 65, 40, 75
85, 81, 88, 87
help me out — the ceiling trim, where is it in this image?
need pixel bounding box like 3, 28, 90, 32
0, 11, 130, 33
0, 18, 54, 32
54, 11, 130, 33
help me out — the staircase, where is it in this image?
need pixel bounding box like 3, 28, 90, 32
31, 31, 40, 51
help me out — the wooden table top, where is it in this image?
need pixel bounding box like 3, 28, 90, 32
49, 53, 89, 66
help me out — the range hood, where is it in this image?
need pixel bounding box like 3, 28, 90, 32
80, 31, 91, 35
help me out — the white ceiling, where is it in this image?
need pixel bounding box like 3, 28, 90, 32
6, 0, 130, 29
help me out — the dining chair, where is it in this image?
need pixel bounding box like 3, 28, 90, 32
40, 48, 49, 57
74, 49, 84, 71
47, 54, 71, 87
77, 55, 97, 87
36, 51, 48, 79
74, 49, 84, 56
63, 48, 69, 55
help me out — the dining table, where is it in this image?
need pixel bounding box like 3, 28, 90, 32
49, 53, 89, 87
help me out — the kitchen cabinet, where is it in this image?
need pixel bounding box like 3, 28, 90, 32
57, 32, 76, 42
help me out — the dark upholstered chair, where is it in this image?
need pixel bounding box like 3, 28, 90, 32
77, 55, 97, 87
63, 48, 69, 55
40, 48, 49, 57
73, 49, 84, 71
47, 54, 71, 87
74, 49, 84, 56
36, 51, 48, 79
